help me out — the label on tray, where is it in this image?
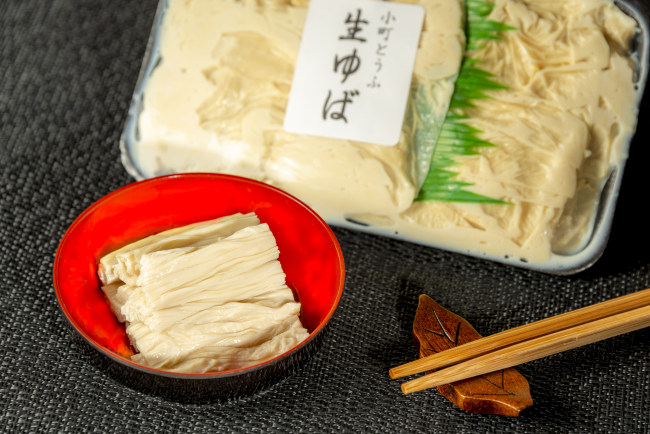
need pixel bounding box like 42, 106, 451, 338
284, 0, 424, 146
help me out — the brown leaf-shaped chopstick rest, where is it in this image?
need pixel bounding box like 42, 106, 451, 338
413, 295, 533, 416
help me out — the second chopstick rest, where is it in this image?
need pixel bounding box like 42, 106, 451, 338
412, 294, 533, 416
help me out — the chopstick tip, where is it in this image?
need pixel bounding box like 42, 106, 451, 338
400, 383, 409, 394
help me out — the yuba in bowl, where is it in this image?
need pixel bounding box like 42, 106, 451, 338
53, 173, 345, 398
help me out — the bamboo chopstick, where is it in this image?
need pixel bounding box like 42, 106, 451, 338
400, 303, 650, 394
389, 287, 650, 380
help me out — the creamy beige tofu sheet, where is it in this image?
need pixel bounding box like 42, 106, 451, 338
98, 213, 309, 373
394, 0, 639, 262
131, 0, 640, 264
135, 0, 466, 219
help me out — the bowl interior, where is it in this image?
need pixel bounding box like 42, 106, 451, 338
54, 173, 345, 371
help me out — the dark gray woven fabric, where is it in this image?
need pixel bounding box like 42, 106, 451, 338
2, 0, 650, 432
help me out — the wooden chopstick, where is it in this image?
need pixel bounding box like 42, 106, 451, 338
389, 287, 650, 381
400, 303, 650, 394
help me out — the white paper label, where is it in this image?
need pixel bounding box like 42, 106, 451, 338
283, 0, 424, 146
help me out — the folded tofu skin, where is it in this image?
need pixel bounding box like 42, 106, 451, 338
97, 212, 310, 374
394, 0, 639, 262
135, 0, 465, 219
130, 0, 640, 265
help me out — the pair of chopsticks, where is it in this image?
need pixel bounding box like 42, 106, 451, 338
390, 288, 650, 394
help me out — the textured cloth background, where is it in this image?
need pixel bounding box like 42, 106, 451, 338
2, 0, 650, 432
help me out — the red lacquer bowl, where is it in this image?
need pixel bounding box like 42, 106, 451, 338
53, 173, 345, 399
